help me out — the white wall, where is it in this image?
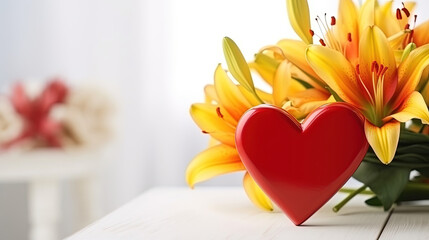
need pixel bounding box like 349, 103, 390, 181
0, 0, 144, 238
0, 0, 428, 239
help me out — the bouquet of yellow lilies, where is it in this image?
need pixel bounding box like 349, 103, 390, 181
187, 0, 429, 212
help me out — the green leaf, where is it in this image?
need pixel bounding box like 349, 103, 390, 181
417, 168, 429, 178
356, 130, 429, 209
353, 161, 410, 210
364, 181, 429, 207
222, 37, 255, 93
399, 129, 429, 145
365, 196, 382, 206
398, 181, 429, 201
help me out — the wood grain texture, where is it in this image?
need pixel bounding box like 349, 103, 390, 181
379, 204, 429, 240
67, 187, 390, 240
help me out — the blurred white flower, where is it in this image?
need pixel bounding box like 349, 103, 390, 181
53, 87, 115, 148
0, 96, 24, 145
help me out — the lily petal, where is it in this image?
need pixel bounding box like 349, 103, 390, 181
414, 20, 429, 47
237, 86, 273, 106
364, 120, 400, 164
273, 61, 290, 106
422, 80, 429, 106
417, 64, 429, 91
285, 95, 335, 120
388, 91, 429, 124
375, 1, 400, 37
306, 45, 365, 107
223, 37, 256, 93
214, 64, 252, 121
243, 172, 273, 211
359, 25, 397, 103
286, 0, 313, 44
277, 39, 325, 89
186, 144, 245, 188
336, 0, 359, 63
208, 136, 220, 147
393, 44, 429, 109
388, 30, 408, 52
204, 85, 218, 104
190, 103, 236, 147
288, 88, 331, 107
250, 52, 280, 86
273, 61, 294, 106
256, 89, 274, 104
359, 0, 376, 35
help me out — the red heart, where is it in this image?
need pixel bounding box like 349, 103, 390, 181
236, 103, 368, 225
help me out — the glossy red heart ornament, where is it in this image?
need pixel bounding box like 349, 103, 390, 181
236, 103, 368, 225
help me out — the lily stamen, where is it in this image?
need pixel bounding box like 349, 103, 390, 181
356, 64, 375, 106
414, 15, 417, 28
330, 16, 336, 26
369, 61, 389, 126
396, 8, 402, 20
216, 107, 224, 118
401, 2, 410, 18
314, 14, 343, 52
401, 15, 417, 47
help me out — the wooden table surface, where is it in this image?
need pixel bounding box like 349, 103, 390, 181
67, 187, 429, 240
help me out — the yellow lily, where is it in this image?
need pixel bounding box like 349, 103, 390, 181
286, 0, 419, 62
250, 46, 333, 120
306, 25, 429, 164
187, 37, 319, 211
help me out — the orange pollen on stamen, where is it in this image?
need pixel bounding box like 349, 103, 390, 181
216, 107, 224, 118
402, 8, 410, 18
331, 16, 336, 26
378, 65, 384, 77
347, 33, 352, 42
396, 8, 402, 20
371, 61, 379, 73
401, 3, 410, 17
202, 130, 209, 134
405, 23, 410, 30
309, 29, 315, 37
319, 39, 326, 46
371, 61, 388, 78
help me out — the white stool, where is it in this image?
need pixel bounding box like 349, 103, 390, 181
0, 149, 103, 240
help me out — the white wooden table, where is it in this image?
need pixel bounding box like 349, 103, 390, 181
67, 187, 429, 240
0, 149, 103, 240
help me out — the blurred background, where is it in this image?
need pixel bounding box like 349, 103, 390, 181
0, 0, 427, 239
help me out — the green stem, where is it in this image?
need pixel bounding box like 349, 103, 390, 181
333, 185, 368, 213
339, 188, 373, 195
